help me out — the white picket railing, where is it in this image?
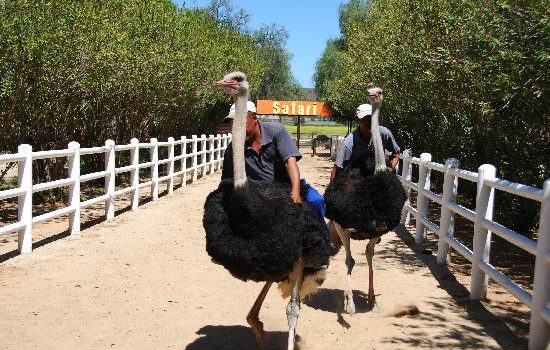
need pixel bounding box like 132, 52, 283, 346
329, 139, 549, 349
399, 150, 549, 350
0, 133, 231, 252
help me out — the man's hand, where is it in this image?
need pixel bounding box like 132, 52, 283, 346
291, 190, 302, 204
285, 156, 302, 204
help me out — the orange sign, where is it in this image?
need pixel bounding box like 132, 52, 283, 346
256, 100, 333, 117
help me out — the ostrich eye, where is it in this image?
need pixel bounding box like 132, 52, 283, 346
234, 76, 244, 82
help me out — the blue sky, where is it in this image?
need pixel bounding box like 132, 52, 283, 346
173, 0, 343, 88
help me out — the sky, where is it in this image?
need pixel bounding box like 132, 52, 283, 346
173, 0, 343, 88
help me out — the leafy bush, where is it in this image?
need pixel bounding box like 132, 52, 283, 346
316, 0, 549, 232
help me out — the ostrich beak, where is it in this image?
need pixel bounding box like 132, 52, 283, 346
215, 80, 238, 87
369, 90, 383, 98
216, 80, 239, 94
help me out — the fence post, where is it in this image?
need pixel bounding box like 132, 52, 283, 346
191, 135, 198, 182
68, 141, 81, 235
104, 139, 116, 221
436, 158, 459, 264
415, 153, 432, 243
215, 134, 222, 172
470, 164, 496, 299
208, 134, 215, 174
200, 134, 207, 177
529, 179, 550, 350
181, 136, 187, 186
168, 137, 175, 194
17, 144, 33, 254
400, 149, 412, 225
220, 134, 227, 168
130, 138, 139, 210
150, 138, 159, 201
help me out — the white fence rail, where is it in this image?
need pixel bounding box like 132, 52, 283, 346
401, 151, 549, 350
330, 139, 549, 350
0, 133, 231, 252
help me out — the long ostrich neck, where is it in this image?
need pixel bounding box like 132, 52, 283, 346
371, 105, 386, 173
232, 92, 248, 187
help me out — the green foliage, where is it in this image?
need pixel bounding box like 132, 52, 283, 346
0, 0, 271, 189
197, 1, 304, 99
316, 0, 549, 231
200, 0, 250, 33
314, 39, 344, 103
0, 0, 266, 152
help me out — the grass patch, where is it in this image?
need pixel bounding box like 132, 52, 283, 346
284, 124, 349, 136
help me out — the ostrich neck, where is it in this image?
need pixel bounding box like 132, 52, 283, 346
371, 107, 386, 173
232, 93, 248, 187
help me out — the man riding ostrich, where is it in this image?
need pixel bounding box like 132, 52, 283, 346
324, 87, 407, 314
203, 71, 333, 349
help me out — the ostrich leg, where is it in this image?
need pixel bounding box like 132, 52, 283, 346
287, 258, 304, 350
365, 237, 381, 305
247, 281, 273, 347
333, 221, 356, 315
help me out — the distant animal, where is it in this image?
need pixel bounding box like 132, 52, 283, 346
324, 87, 407, 314
203, 71, 333, 349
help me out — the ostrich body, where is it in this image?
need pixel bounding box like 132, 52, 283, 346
324, 87, 406, 314
203, 71, 332, 349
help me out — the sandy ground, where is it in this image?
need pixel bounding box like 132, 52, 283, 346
0, 149, 528, 350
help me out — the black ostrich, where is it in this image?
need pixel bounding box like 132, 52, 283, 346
203, 71, 332, 349
324, 87, 407, 314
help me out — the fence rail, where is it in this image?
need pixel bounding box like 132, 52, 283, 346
330, 138, 549, 350
0, 133, 231, 251
400, 151, 549, 350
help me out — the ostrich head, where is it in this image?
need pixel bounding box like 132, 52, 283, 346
216, 71, 249, 98
367, 86, 384, 108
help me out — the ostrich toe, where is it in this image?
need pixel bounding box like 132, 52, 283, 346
345, 291, 356, 315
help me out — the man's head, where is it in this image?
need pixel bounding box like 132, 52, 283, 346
224, 101, 259, 139
356, 103, 372, 133
224, 100, 256, 122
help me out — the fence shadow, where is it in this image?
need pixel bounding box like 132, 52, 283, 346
0, 196, 150, 263
390, 225, 528, 350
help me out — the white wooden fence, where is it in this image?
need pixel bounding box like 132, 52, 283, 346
0, 133, 231, 253
329, 137, 549, 349
398, 150, 549, 350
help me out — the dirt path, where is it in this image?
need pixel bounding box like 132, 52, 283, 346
0, 150, 526, 350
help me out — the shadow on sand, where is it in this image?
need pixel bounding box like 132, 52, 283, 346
185, 325, 301, 350
385, 225, 528, 350
305, 288, 374, 329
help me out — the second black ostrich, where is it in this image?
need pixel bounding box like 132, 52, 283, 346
324, 87, 407, 314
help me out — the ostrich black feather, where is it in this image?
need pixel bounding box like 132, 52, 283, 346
204, 180, 331, 282
324, 166, 406, 239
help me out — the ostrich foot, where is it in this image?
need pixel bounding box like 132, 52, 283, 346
246, 315, 266, 348
344, 291, 356, 315
367, 292, 376, 306
246, 281, 272, 348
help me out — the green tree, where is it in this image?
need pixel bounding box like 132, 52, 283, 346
0, 0, 266, 186
315, 0, 549, 232
253, 23, 303, 100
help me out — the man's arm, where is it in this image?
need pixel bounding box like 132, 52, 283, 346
388, 151, 400, 173
285, 156, 302, 204
382, 127, 400, 173
330, 164, 341, 182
